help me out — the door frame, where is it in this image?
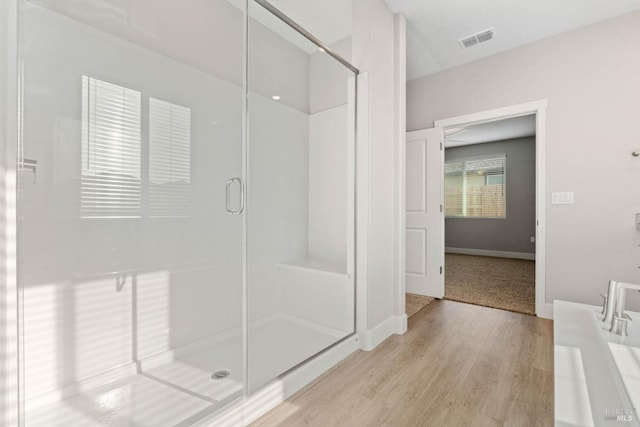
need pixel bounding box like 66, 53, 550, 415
432, 99, 549, 318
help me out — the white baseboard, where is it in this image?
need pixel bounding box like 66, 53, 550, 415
537, 302, 554, 319
360, 315, 406, 351
201, 335, 360, 427
395, 314, 408, 335
445, 247, 535, 260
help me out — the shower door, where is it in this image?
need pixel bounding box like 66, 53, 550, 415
18, 1, 245, 425
246, 0, 357, 392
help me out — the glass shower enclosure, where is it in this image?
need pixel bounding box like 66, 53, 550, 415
16, 0, 357, 425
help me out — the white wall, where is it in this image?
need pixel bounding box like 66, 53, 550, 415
248, 94, 310, 321
407, 11, 640, 309
17, 0, 312, 406
307, 38, 353, 264
28, 0, 310, 114
308, 106, 348, 263
309, 37, 352, 114
352, 0, 402, 333
20, 3, 247, 402
2, 0, 361, 419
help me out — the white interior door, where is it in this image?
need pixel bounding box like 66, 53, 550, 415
405, 128, 444, 297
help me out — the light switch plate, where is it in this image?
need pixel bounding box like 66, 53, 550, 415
552, 192, 574, 205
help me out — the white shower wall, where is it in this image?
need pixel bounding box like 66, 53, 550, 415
17, 0, 356, 419
307, 37, 352, 264
308, 106, 348, 263
247, 94, 310, 321
20, 1, 317, 407
21, 4, 245, 403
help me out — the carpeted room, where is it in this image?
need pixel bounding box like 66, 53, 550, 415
405, 121, 537, 318
442, 128, 536, 315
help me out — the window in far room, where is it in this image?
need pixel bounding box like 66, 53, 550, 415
444, 155, 505, 218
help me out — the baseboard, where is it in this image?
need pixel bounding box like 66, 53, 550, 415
445, 247, 535, 260
537, 302, 554, 319
395, 314, 407, 335
201, 335, 360, 427
360, 315, 406, 351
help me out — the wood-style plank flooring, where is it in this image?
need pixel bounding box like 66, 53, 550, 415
252, 300, 553, 427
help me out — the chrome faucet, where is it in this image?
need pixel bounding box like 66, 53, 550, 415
603, 280, 640, 335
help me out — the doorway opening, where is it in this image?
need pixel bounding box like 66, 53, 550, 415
434, 100, 548, 318
442, 115, 536, 315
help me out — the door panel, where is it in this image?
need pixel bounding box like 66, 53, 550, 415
246, 0, 356, 393
405, 128, 444, 298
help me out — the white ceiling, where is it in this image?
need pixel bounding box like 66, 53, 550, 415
444, 114, 535, 148
384, 0, 640, 80
257, 0, 640, 79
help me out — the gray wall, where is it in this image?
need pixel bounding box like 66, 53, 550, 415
407, 11, 640, 308
445, 137, 535, 255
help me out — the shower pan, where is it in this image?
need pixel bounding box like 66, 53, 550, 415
15, 0, 357, 425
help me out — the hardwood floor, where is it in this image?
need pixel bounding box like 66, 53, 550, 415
251, 300, 553, 427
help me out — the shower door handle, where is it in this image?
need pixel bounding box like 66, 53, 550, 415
225, 177, 244, 215
21, 159, 38, 183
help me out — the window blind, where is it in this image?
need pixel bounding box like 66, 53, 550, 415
444, 155, 506, 218
149, 98, 192, 217
81, 76, 142, 218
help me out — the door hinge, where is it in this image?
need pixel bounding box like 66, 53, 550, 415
440, 266, 443, 274
440, 204, 443, 212
440, 142, 443, 150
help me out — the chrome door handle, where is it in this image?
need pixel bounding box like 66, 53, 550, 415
22, 159, 38, 183
225, 177, 244, 215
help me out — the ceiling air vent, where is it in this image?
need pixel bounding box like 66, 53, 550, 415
458, 27, 495, 50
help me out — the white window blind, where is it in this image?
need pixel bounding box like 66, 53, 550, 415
444, 155, 506, 218
81, 76, 142, 218
149, 98, 192, 217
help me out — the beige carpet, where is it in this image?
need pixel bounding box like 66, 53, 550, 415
406, 293, 434, 318
445, 253, 535, 315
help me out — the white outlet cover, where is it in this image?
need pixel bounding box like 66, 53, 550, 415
552, 192, 574, 205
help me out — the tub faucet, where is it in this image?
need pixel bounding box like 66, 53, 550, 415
603, 280, 640, 335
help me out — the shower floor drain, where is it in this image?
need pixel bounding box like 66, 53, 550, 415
211, 370, 231, 380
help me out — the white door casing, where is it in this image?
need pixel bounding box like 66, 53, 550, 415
434, 99, 548, 318
405, 128, 444, 298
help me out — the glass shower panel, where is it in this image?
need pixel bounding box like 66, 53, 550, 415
247, 0, 356, 392
18, 1, 245, 425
